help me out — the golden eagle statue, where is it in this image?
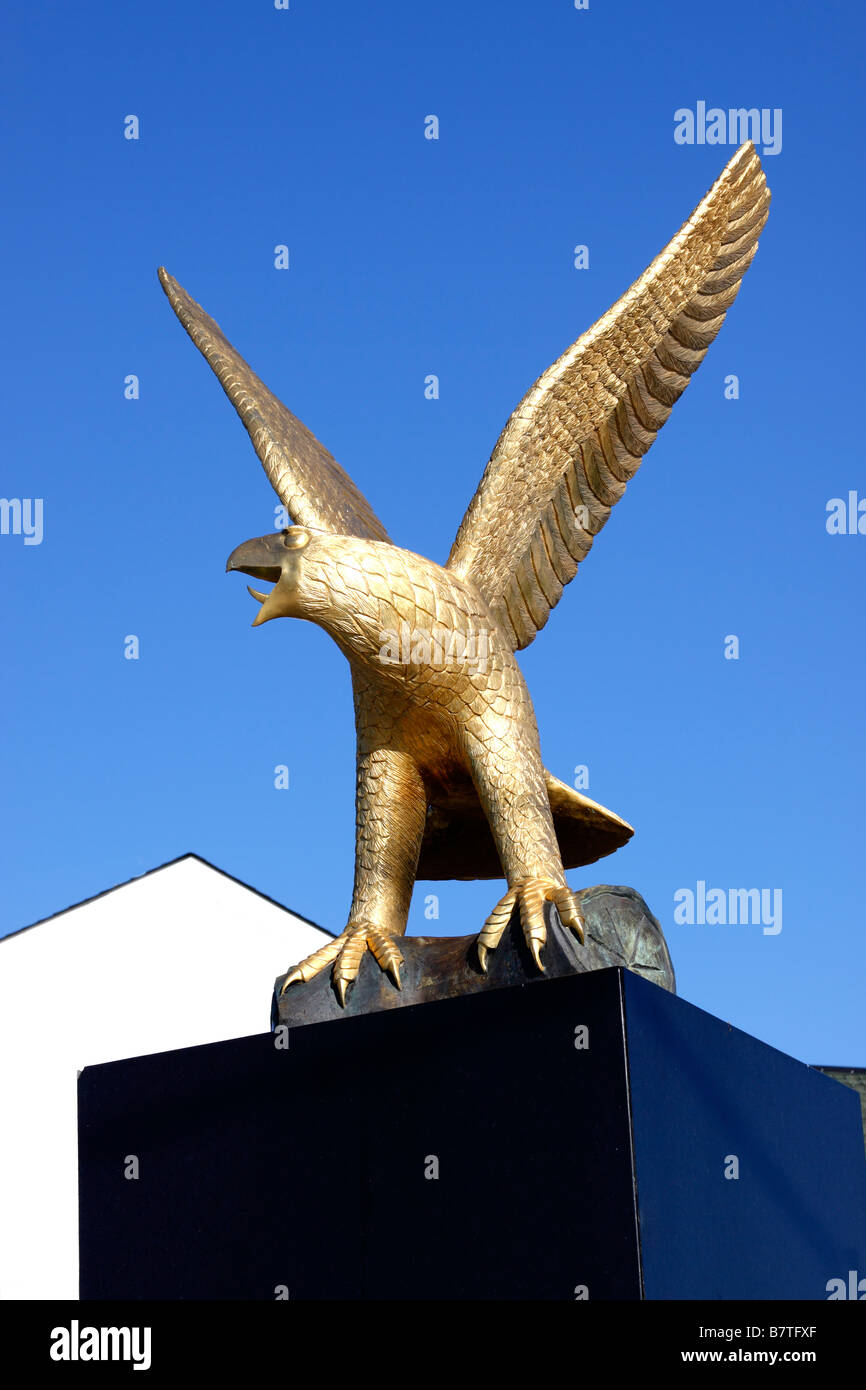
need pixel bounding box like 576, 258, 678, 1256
159, 142, 769, 1006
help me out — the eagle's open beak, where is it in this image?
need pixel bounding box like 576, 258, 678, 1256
226, 534, 293, 626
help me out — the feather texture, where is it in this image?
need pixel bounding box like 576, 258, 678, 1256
446, 142, 770, 649
158, 268, 391, 543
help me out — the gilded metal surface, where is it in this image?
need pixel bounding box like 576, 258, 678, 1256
160, 142, 769, 1005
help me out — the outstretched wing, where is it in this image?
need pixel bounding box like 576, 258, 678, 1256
447, 142, 770, 650
159, 268, 391, 543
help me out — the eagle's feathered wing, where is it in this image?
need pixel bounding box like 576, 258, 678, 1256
158, 267, 391, 544
447, 141, 770, 650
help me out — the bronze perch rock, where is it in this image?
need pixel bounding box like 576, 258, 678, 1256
159, 142, 769, 1010
273, 885, 675, 1028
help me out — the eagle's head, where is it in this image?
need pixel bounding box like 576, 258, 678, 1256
227, 527, 441, 672
226, 526, 318, 626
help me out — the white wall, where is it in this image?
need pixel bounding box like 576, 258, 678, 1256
0, 855, 330, 1300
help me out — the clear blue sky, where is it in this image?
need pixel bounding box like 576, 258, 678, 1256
2, 1, 863, 1065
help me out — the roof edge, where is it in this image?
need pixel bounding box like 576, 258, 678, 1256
1, 852, 331, 943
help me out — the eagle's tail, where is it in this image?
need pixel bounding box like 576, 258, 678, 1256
417, 770, 632, 881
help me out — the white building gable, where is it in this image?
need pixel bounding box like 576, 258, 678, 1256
0, 854, 330, 1300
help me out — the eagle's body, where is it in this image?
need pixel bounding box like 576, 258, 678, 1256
231, 527, 578, 990
160, 142, 770, 1003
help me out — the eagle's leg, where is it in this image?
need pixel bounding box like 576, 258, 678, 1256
464, 727, 585, 973
281, 741, 427, 1006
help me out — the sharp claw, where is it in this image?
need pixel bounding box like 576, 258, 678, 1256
529, 938, 545, 972
335, 976, 350, 1008
550, 887, 586, 947
477, 943, 489, 974
562, 908, 586, 945
280, 969, 302, 995
388, 960, 402, 991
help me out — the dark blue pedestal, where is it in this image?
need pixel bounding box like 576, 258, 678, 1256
78, 969, 866, 1300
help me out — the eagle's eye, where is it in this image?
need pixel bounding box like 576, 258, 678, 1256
281, 527, 311, 551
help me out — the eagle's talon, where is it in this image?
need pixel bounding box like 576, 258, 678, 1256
281, 921, 404, 1007
549, 890, 586, 945
477, 877, 584, 973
